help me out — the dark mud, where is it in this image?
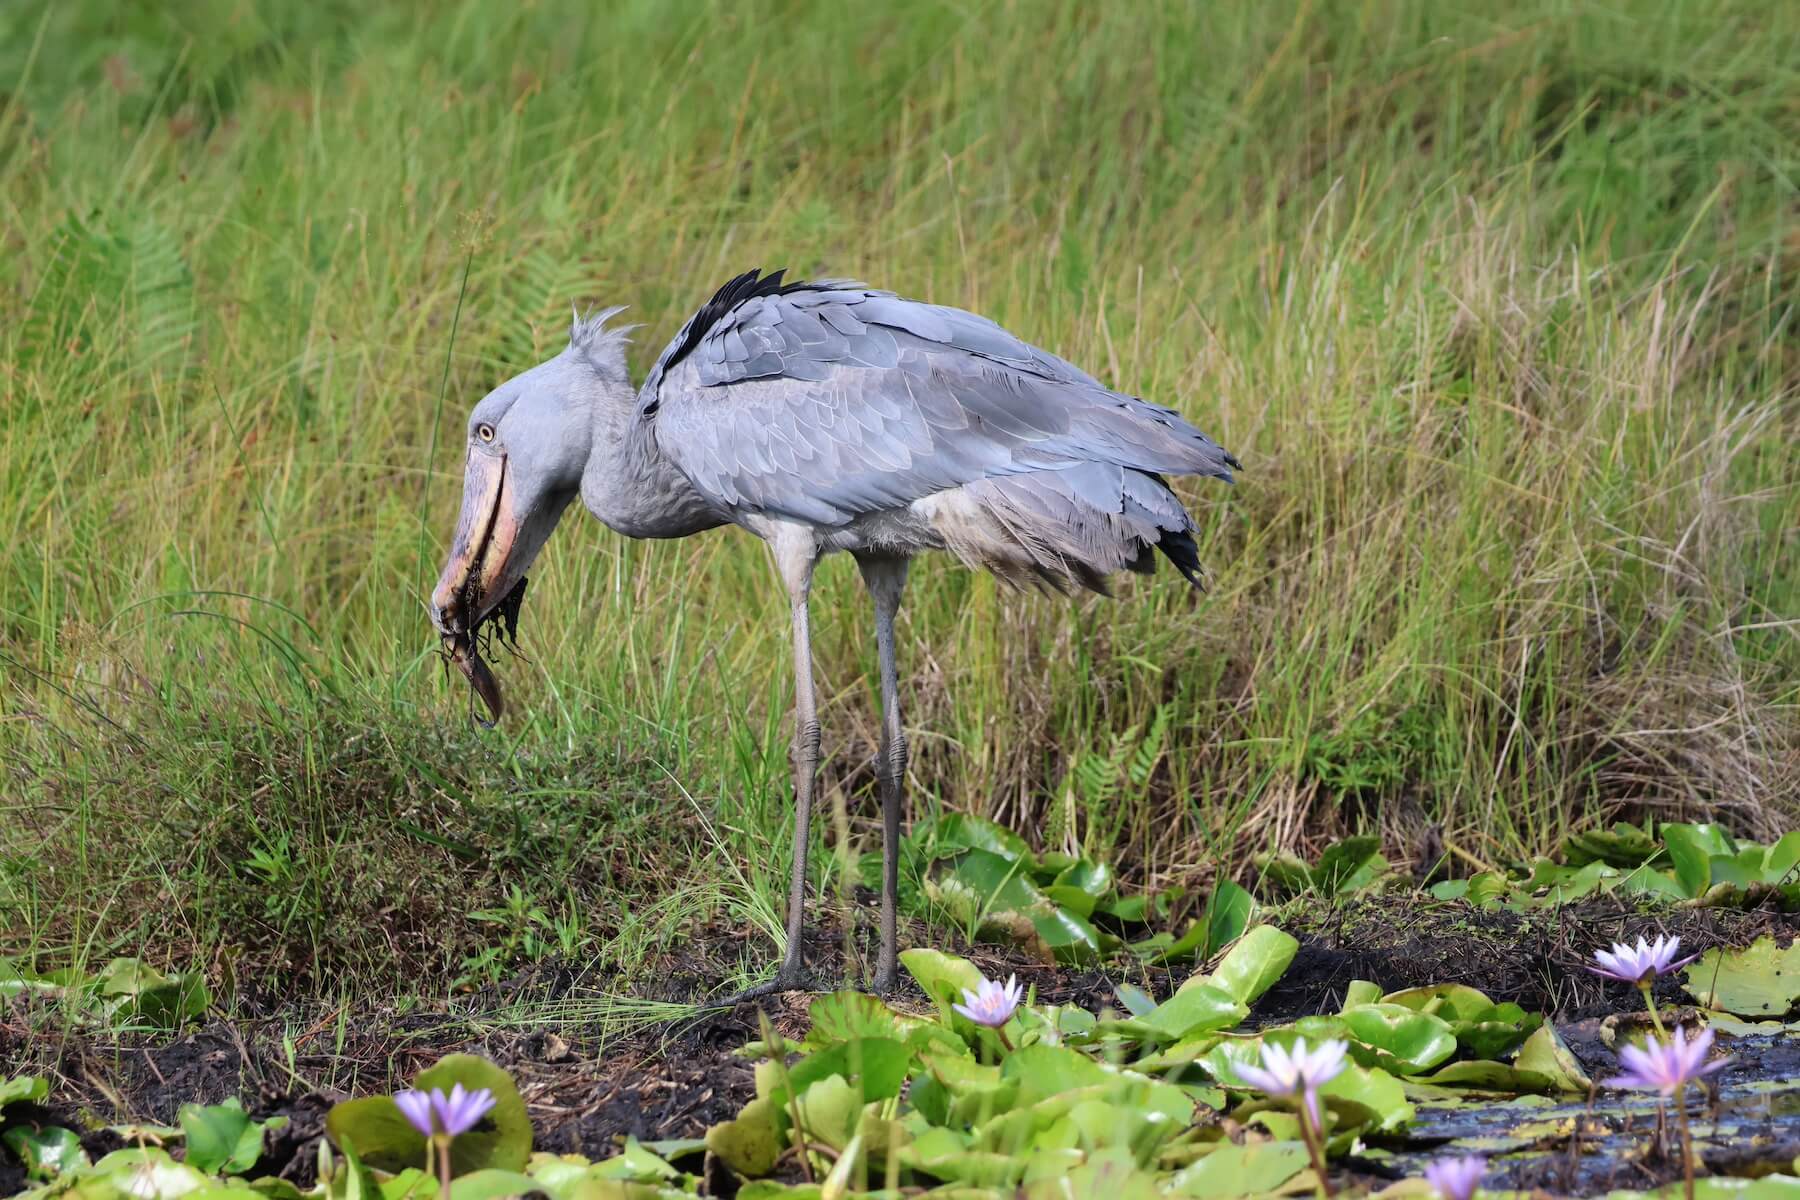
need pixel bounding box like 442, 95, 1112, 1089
1256, 892, 1795, 1020
4, 895, 1795, 1194
0, 906, 1162, 1185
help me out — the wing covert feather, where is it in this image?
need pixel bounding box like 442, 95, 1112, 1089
644, 278, 1235, 525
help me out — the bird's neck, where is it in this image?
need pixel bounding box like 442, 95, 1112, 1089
580, 388, 723, 539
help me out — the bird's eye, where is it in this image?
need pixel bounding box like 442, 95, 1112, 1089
476, 423, 496, 443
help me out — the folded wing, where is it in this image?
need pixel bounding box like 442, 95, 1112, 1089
641, 270, 1238, 527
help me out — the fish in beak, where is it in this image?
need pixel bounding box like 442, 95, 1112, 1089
431, 447, 532, 726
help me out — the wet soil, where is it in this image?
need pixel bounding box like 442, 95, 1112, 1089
3, 893, 1794, 1194
1256, 891, 1795, 1021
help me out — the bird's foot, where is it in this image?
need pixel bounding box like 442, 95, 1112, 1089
870, 967, 898, 997
709, 965, 820, 1009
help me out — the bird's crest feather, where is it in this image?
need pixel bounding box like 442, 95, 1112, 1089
570, 304, 637, 384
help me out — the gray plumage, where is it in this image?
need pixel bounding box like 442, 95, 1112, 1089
431, 269, 1238, 1001
642, 277, 1235, 591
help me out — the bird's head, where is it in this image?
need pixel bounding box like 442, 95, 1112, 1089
430, 307, 633, 716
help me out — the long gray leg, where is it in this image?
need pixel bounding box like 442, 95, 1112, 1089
856, 554, 910, 994
717, 525, 822, 1005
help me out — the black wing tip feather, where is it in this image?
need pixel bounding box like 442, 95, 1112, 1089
663, 266, 820, 377
1156, 528, 1206, 589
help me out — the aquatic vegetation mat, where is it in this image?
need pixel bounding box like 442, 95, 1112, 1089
5, 904, 1798, 1199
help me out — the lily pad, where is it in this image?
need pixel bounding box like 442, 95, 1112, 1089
1414, 1060, 1558, 1093
1684, 937, 1800, 1017
900, 949, 986, 1012
1515, 1021, 1593, 1092
1122, 982, 1247, 1042
0, 1075, 49, 1107
930, 813, 1035, 864
1190, 925, 1298, 1006
1662, 823, 1738, 899
3, 1125, 88, 1180
778, 1037, 912, 1116
179, 1097, 288, 1175
1338, 1004, 1458, 1075
1561, 821, 1663, 868
326, 1054, 530, 1177
704, 1095, 781, 1177
1168, 1140, 1310, 1196
94, 957, 211, 1028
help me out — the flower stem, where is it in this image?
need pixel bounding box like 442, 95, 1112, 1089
996, 1027, 1015, 1053
1674, 1084, 1696, 1200
1297, 1095, 1334, 1199
435, 1135, 453, 1200
1640, 983, 1666, 1037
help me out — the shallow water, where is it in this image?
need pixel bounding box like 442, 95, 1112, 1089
1380, 1019, 1800, 1195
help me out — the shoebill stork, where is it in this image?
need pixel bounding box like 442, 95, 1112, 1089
430, 269, 1238, 999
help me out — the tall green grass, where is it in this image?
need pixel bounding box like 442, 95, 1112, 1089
1, 0, 1794, 996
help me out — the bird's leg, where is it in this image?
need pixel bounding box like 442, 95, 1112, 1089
715, 531, 822, 1007
777, 574, 822, 986
857, 554, 910, 995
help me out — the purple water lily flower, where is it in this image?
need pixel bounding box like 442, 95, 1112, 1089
1589, 935, 1699, 984
394, 1090, 436, 1138
1233, 1037, 1349, 1126
1423, 1154, 1487, 1200
953, 973, 1023, 1027
1603, 1026, 1730, 1096
394, 1084, 496, 1137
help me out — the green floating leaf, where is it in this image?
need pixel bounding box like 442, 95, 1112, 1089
1127, 983, 1246, 1042
1200, 882, 1254, 957
91, 1147, 216, 1199
1381, 983, 1496, 1020
1052, 859, 1114, 900
1414, 1060, 1558, 1093
180, 1097, 288, 1175
1312, 837, 1388, 895
704, 1095, 781, 1177
1382, 986, 1540, 1057
900, 949, 985, 1012
1317, 1063, 1414, 1133
94, 957, 211, 1028
1684, 937, 1800, 1017
782, 1037, 913, 1105
1189, 925, 1298, 1006
0, 1075, 50, 1107
1043, 883, 1099, 919
1561, 821, 1663, 868
445, 1169, 542, 1200
1001, 1043, 1114, 1108
1662, 823, 1737, 899
803, 990, 907, 1049
1025, 906, 1105, 966
930, 848, 1045, 924
3, 1125, 88, 1180
930, 814, 1035, 865
1515, 1022, 1593, 1092
1168, 1140, 1310, 1197
794, 1075, 859, 1152
1338, 1004, 1458, 1075
1521, 859, 1622, 904
326, 1054, 530, 1178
